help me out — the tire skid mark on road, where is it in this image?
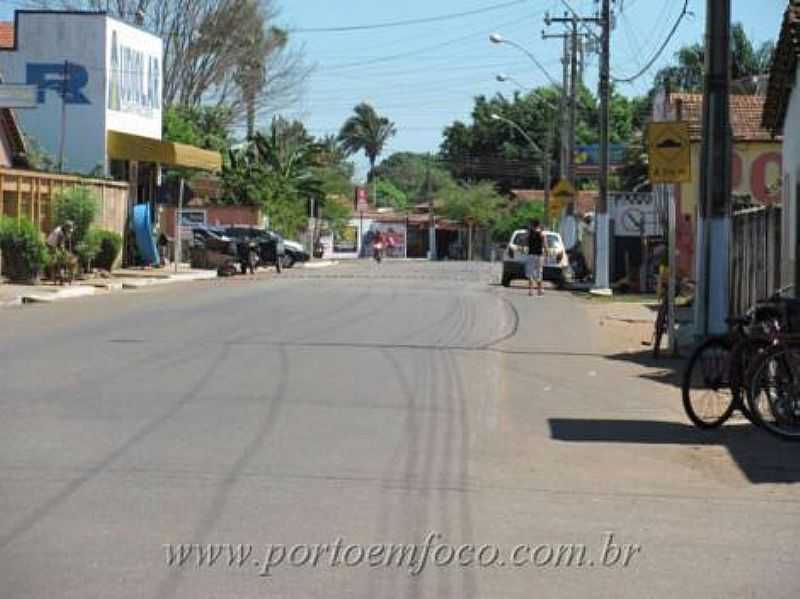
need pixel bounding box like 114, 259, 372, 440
154, 346, 291, 599
364, 348, 427, 599
0, 343, 234, 551
434, 349, 454, 599
274, 284, 377, 344
442, 350, 479, 598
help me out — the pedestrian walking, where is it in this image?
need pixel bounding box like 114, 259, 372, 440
526, 218, 544, 297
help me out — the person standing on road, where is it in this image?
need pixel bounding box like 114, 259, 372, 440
526, 218, 544, 297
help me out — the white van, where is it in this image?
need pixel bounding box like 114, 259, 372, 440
501, 229, 573, 288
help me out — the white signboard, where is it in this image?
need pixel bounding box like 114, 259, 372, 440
105, 20, 162, 139
610, 193, 664, 237
0, 84, 37, 108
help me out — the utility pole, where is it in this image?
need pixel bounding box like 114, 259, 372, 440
695, 0, 732, 335
552, 5, 607, 292
426, 155, 436, 261
592, 0, 612, 294
542, 28, 569, 180
545, 13, 591, 191
543, 121, 553, 229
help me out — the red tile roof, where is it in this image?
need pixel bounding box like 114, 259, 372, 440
669, 93, 775, 142
0, 22, 14, 49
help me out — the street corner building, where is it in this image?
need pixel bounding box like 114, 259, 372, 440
0, 10, 220, 183
652, 89, 783, 280
763, 0, 800, 294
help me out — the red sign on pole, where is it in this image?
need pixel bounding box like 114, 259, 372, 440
355, 186, 369, 213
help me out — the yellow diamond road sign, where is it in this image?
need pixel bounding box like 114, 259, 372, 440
551, 179, 576, 199
648, 121, 691, 183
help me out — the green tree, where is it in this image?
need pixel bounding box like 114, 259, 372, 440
654, 23, 774, 93
162, 105, 233, 154
492, 200, 546, 243
375, 179, 409, 212
220, 118, 323, 237
440, 181, 502, 260
338, 103, 397, 181
373, 152, 456, 199
440, 87, 641, 191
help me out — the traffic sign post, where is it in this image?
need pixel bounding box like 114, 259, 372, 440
647, 122, 692, 184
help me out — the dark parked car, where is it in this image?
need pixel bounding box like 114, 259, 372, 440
222, 226, 285, 271
281, 239, 310, 268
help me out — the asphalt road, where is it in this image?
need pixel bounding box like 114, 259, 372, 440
1, 261, 799, 598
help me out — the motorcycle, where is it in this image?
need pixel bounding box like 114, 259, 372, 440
373, 241, 384, 263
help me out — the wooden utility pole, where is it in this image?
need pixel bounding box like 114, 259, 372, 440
542, 27, 570, 179
426, 155, 436, 261
544, 13, 590, 190
695, 0, 732, 335
592, 0, 612, 294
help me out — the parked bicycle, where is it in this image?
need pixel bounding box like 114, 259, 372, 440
681, 285, 793, 430
745, 292, 800, 441
649, 278, 694, 358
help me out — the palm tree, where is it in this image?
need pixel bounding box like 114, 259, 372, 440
337, 103, 397, 181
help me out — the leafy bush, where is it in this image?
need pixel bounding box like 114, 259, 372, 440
0, 216, 49, 282
75, 228, 103, 271
53, 186, 99, 245
93, 230, 123, 271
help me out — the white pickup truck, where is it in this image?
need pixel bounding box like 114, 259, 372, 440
501, 229, 573, 288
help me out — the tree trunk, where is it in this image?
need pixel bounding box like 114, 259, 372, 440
468, 223, 474, 261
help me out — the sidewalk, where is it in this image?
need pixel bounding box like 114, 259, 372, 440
0, 267, 217, 307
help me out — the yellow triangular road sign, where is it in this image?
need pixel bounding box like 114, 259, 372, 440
551, 179, 576, 199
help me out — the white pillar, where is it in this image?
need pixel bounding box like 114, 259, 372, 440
591, 211, 612, 295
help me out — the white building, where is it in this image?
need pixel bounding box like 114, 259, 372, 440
763, 0, 800, 291
0, 10, 162, 175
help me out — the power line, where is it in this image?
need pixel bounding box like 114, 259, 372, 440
289, 0, 528, 33
316, 12, 544, 71
612, 0, 689, 83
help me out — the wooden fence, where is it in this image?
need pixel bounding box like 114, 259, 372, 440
0, 168, 129, 237
730, 205, 782, 317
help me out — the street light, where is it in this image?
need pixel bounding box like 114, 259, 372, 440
489, 33, 561, 89
490, 113, 543, 154
491, 112, 554, 228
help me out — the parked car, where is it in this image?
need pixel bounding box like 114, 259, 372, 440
501, 228, 573, 288
281, 239, 310, 268
190, 225, 239, 274
221, 225, 285, 272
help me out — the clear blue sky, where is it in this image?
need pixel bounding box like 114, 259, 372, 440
1, 0, 789, 179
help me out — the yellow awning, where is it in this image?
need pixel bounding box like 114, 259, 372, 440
107, 131, 222, 172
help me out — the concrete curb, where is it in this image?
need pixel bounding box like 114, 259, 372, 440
302, 260, 338, 270
21, 286, 99, 304
1, 271, 219, 308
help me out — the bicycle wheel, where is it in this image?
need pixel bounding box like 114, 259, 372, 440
746, 345, 800, 441
682, 336, 736, 429
729, 337, 771, 423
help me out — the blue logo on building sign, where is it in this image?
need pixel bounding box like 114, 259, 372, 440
26, 63, 90, 105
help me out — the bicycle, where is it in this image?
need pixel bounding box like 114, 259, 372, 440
745, 292, 800, 441
681, 286, 791, 429
650, 279, 694, 359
